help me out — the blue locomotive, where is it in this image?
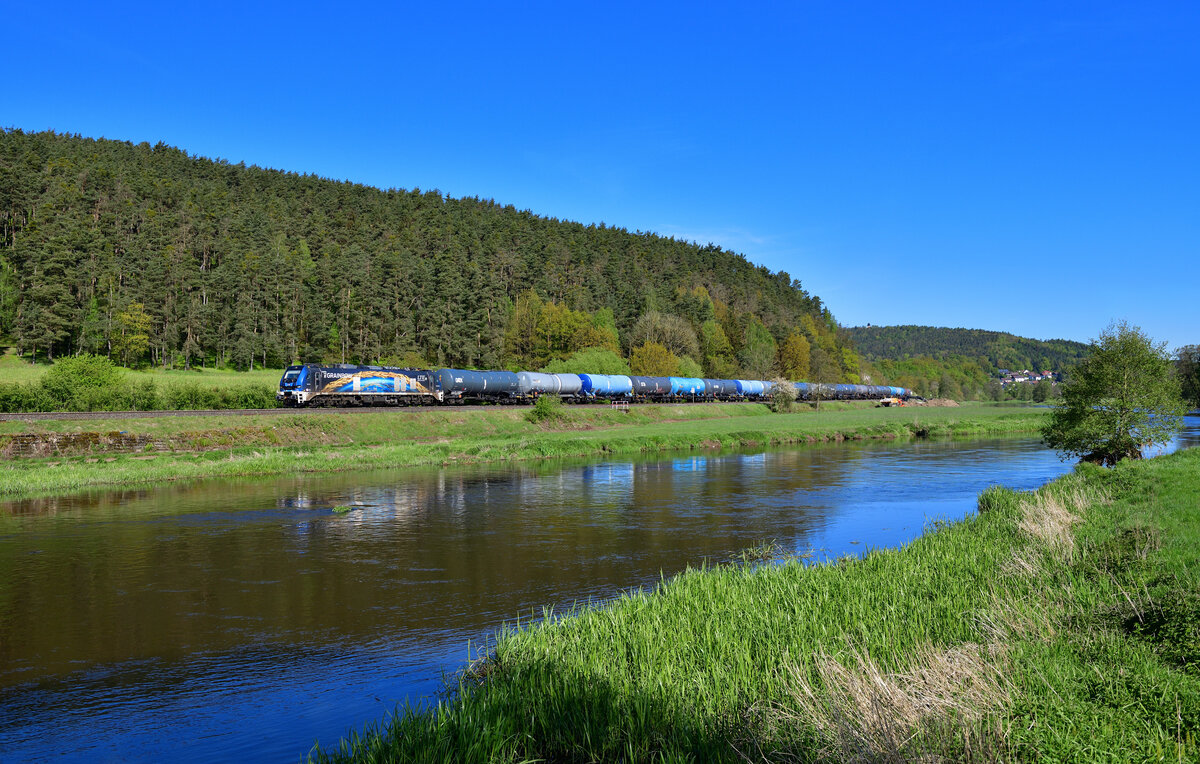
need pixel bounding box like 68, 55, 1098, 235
277, 363, 914, 407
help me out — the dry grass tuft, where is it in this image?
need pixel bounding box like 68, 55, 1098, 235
999, 548, 1042, 579
776, 643, 1010, 763
975, 589, 1060, 645
1015, 487, 1097, 561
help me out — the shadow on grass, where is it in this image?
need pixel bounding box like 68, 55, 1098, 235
311, 652, 767, 763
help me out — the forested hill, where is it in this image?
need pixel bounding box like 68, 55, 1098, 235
0, 129, 859, 381
845, 325, 1090, 372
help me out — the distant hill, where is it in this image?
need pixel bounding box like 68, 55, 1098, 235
845, 325, 1090, 374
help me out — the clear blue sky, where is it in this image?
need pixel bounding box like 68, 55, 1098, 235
8, 2, 1198, 350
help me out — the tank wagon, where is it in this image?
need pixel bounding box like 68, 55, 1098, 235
278, 364, 914, 407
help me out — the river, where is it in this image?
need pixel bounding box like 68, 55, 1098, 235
1, 415, 1197, 762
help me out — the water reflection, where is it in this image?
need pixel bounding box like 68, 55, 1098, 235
1, 417, 1196, 762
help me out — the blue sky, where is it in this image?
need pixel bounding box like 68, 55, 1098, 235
8, 2, 1198, 350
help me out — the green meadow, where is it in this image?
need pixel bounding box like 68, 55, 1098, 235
0, 350, 285, 388
311, 447, 1200, 763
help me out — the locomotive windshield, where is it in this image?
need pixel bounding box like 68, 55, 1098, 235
280, 367, 303, 389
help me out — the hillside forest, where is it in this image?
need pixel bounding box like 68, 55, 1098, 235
0, 130, 864, 384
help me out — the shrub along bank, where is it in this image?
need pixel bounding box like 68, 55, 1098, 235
311, 447, 1200, 763
0, 405, 1044, 498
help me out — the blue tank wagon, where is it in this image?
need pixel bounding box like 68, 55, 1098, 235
579, 374, 634, 398
436, 369, 521, 402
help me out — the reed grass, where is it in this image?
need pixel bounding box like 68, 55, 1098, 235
310, 447, 1200, 763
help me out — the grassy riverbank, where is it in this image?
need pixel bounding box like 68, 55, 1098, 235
312, 447, 1199, 763
0, 404, 1044, 498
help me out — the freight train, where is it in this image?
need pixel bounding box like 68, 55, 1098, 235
276, 364, 914, 407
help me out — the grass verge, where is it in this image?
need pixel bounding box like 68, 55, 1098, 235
310, 447, 1200, 763
0, 405, 1044, 499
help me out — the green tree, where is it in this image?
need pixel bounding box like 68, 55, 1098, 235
1176, 345, 1200, 407
677, 355, 703, 378
542, 348, 632, 376
700, 320, 737, 378
630, 342, 680, 376
1032, 378, 1053, 403
112, 302, 153, 367
1042, 322, 1186, 466
738, 318, 777, 378
984, 379, 1004, 402
779, 331, 811, 380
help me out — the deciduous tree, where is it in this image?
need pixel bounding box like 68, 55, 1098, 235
1042, 322, 1185, 465
779, 331, 811, 380
1176, 345, 1200, 407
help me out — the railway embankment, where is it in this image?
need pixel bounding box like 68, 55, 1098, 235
311, 446, 1200, 763
0, 403, 1046, 498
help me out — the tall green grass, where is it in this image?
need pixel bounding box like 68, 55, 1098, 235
311, 448, 1200, 762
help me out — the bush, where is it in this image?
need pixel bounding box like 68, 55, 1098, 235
115, 380, 162, 411
767, 378, 797, 413
40, 354, 124, 410
526, 394, 566, 424
229, 385, 278, 409
162, 382, 219, 410
0, 382, 53, 413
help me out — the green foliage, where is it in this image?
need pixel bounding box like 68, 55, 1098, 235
503, 290, 621, 368
871, 355, 990, 400
1043, 322, 1186, 465
542, 348, 632, 376
778, 330, 810, 380
112, 302, 153, 367
0, 382, 51, 413
40, 354, 124, 409
700, 320, 737, 378
1177, 345, 1200, 407
525, 394, 567, 424
630, 341, 679, 376
1031, 378, 1054, 402
676, 355, 703, 379
0, 369, 276, 413
673, 285, 716, 325
738, 317, 777, 378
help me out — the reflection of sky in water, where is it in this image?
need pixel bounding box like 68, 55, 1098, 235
1, 424, 1196, 763
1144, 412, 1200, 458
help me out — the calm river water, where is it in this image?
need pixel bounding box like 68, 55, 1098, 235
2, 415, 1197, 762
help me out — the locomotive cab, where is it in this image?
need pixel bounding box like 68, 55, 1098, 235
276, 365, 313, 406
